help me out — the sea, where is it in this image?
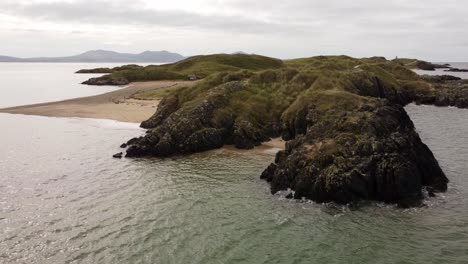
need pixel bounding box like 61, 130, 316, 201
412, 62, 468, 79
0, 63, 467, 264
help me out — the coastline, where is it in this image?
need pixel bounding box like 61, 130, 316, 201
0, 81, 194, 123
0, 79, 286, 151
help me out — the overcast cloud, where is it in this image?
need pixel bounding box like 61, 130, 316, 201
0, 0, 467, 61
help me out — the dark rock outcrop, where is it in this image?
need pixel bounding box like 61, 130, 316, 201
82, 77, 129, 86
76, 68, 112, 74
113, 152, 123, 159
140, 96, 180, 129
445, 68, 468, 72
421, 76, 468, 108
126, 81, 250, 157
415, 61, 450, 71
415, 61, 436, 71
260, 100, 448, 207
420, 75, 461, 83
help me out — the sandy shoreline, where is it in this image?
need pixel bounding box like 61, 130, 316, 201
0, 80, 286, 151
0, 81, 193, 123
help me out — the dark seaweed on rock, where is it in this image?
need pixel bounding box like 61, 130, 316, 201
123, 55, 468, 207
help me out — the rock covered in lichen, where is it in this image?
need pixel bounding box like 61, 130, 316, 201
261, 98, 448, 207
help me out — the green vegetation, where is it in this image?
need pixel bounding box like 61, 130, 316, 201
80, 54, 284, 85
133, 85, 186, 100
392, 58, 419, 67
137, 55, 433, 141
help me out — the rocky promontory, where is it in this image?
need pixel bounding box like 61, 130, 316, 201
111, 54, 468, 207
444, 68, 468, 72
82, 76, 130, 86
419, 75, 468, 108
392, 58, 450, 71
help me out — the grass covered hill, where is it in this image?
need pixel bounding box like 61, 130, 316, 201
79, 54, 284, 85
112, 54, 468, 207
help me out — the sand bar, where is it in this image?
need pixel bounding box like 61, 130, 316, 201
0, 81, 194, 123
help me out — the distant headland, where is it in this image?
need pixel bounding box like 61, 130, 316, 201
0, 50, 185, 63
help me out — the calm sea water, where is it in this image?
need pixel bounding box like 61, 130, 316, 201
413, 62, 468, 79
1, 64, 468, 264
0, 63, 149, 108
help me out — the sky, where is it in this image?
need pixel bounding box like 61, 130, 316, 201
0, 0, 467, 61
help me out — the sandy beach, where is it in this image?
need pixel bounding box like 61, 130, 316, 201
0, 81, 194, 123
0, 80, 286, 151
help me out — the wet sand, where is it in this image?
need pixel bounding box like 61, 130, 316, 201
0, 81, 194, 123
222, 137, 286, 152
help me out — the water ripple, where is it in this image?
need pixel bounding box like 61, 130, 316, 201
1, 105, 468, 263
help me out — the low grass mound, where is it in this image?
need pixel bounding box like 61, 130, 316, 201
168, 54, 283, 77
80, 54, 284, 85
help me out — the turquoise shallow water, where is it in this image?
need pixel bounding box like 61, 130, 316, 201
1, 103, 468, 264
0, 64, 468, 263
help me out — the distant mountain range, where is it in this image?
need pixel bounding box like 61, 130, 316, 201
0, 50, 185, 63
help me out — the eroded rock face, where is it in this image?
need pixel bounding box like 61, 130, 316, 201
126, 81, 276, 157
140, 96, 180, 129
261, 101, 448, 207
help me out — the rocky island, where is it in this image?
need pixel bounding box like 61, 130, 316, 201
81, 54, 468, 207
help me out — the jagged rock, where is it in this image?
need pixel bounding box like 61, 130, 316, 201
415, 61, 436, 71
261, 101, 448, 207
113, 152, 123, 159
82, 77, 129, 86
444, 68, 468, 72
141, 96, 180, 129
422, 76, 468, 108
126, 81, 246, 157
420, 75, 461, 83
76, 68, 112, 74
414, 61, 450, 71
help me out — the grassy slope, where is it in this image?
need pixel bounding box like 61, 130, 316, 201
134, 55, 426, 100
82, 54, 284, 84
141, 55, 432, 135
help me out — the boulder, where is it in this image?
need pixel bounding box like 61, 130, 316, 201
113, 152, 123, 159
444, 68, 468, 72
